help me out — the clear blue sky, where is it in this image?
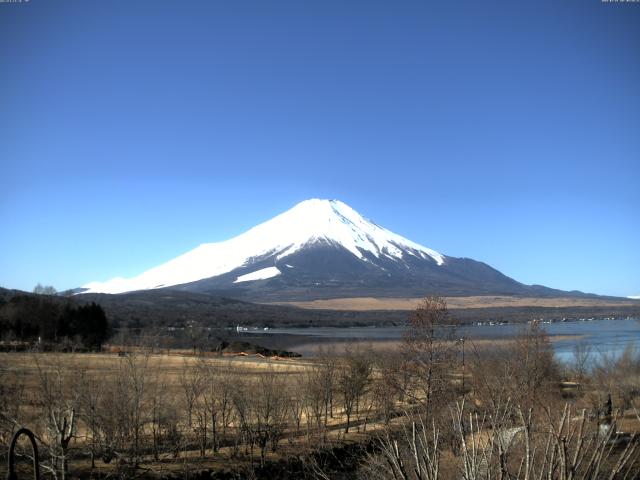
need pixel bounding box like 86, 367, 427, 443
1, 0, 638, 297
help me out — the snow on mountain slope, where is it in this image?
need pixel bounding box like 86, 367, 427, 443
81, 199, 445, 294
233, 267, 281, 283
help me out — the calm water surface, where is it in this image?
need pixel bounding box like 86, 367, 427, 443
262, 318, 640, 363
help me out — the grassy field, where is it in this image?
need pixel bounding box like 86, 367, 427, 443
3, 336, 640, 479
0, 349, 408, 478
283, 334, 584, 356
268, 295, 640, 311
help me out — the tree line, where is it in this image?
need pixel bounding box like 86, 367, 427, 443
0, 292, 110, 350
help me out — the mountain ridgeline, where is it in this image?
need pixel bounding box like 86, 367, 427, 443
79, 199, 597, 302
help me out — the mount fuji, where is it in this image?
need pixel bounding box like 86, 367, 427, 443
79, 199, 578, 301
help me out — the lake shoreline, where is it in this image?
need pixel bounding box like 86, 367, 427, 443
244, 317, 638, 360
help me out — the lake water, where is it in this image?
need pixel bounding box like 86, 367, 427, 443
260, 318, 640, 364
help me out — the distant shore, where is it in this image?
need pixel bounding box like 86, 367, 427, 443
268, 295, 640, 311
270, 333, 583, 357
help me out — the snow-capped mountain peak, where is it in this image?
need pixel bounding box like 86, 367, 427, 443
81, 199, 445, 294
248, 199, 444, 264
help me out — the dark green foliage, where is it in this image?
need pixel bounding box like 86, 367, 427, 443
62, 302, 111, 349
0, 293, 111, 349
0, 294, 61, 340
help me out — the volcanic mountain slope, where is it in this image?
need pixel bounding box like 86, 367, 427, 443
80, 199, 591, 301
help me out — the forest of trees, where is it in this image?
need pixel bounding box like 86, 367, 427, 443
0, 293, 110, 350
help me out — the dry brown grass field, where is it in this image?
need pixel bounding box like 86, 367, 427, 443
2, 324, 640, 479
269, 295, 639, 311
286, 334, 584, 356
0, 349, 401, 478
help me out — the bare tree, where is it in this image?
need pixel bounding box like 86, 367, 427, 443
114, 351, 150, 469
571, 341, 593, 382
367, 399, 640, 480
289, 374, 307, 436
34, 354, 79, 480
193, 358, 237, 455
254, 368, 289, 464
0, 363, 26, 454
510, 321, 559, 409
364, 414, 441, 480
302, 360, 335, 442
33, 283, 57, 295
179, 358, 203, 429
231, 376, 256, 459
338, 346, 372, 433
77, 366, 104, 469
403, 296, 457, 414
371, 352, 405, 425
147, 358, 171, 461
217, 366, 236, 452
